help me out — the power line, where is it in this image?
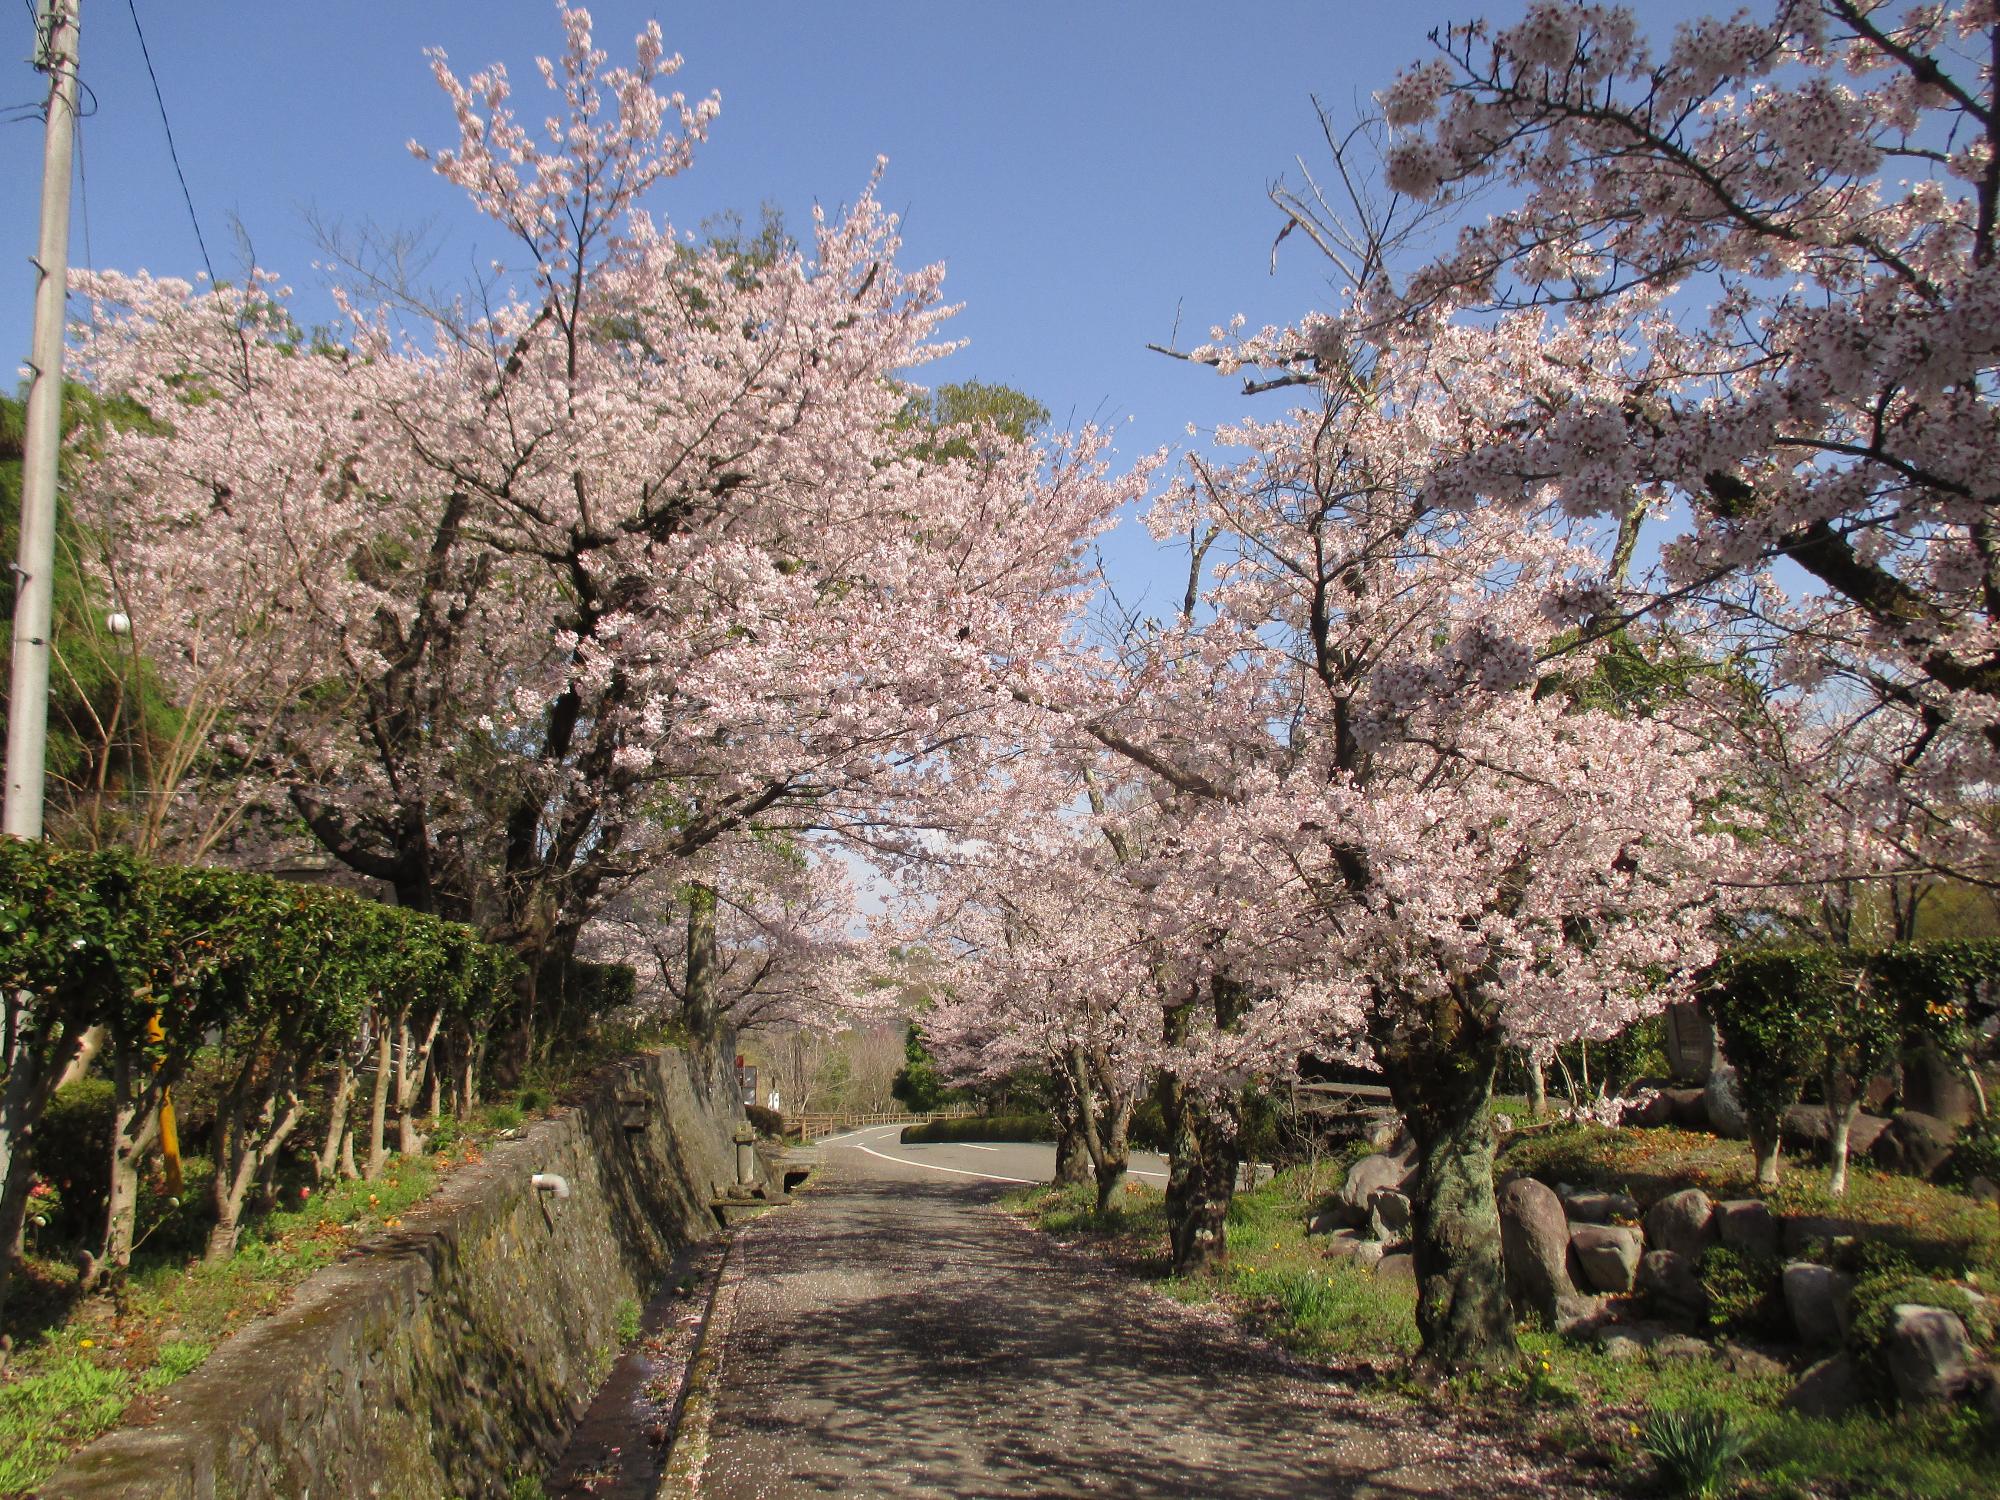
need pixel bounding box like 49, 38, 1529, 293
124, 0, 215, 288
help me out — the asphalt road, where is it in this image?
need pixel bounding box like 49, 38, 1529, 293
817, 1123, 1171, 1191
693, 1127, 1581, 1499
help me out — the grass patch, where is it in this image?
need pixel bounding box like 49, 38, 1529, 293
1011, 1146, 2000, 1500
0, 1153, 446, 1493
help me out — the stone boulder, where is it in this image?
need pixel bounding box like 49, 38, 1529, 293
1968, 1175, 2000, 1205
1781, 1104, 1890, 1160
1338, 1150, 1414, 1212
1366, 1189, 1412, 1243
1499, 1177, 1583, 1325
1662, 1087, 1709, 1130
1559, 1186, 1640, 1223
1319, 1229, 1385, 1269
1901, 1046, 1978, 1127
1705, 1064, 1749, 1139
1870, 1111, 1958, 1180
1621, 1093, 1674, 1128
1638, 1249, 1709, 1320
1782, 1262, 1854, 1348
1645, 1188, 1718, 1259
1570, 1223, 1643, 1294
1783, 1354, 1862, 1419
1715, 1199, 1780, 1260
1885, 1304, 1977, 1406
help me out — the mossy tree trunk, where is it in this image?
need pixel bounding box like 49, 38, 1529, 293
1162, 974, 1247, 1276
1373, 985, 1516, 1371
1050, 1067, 1089, 1186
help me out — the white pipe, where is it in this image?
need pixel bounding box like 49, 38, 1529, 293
531, 1172, 570, 1200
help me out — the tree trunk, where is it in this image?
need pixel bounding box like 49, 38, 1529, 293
316, 1060, 354, 1183
1748, 1115, 1783, 1190
366, 1023, 392, 1180
684, 883, 719, 1045
207, 1092, 304, 1261
88, 1048, 162, 1291
1050, 1072, 1089, 1186
1163, 1078, 1238, 1274
1525, 1050, 1547, 1118
339, 1129, 359, 1180
394, 1010, 443, 1155
1824, 1077, 1860, 1199
1375, 991, 1515, 1371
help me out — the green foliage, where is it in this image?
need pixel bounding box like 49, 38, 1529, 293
1701, 947, 1847, 1130
1697, 1244, 1789, 1340
899, 1114, 1052, 1144
1846, 1260, 1993, 1401
27, 1079, 114, 1240
1944, 1113, 2000, 1189
744, 1103, 783, 1137
896, 380, 1049, 464
0, 388, 183, 819
1641, 1407, 1750, 1499
613, 1297, 642, 1344
890, 1023, 956, 1113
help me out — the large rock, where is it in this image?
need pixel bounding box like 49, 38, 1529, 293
1499, 1177, 1583, 1325
1870, 1111, 1958, 1180
1783, 1354, 1862, 1419
1559, 1186, 1640, 1223
1638, 1249, 1709, 1320
1782, 1262, 1854, 1348
1570, 1224, 1644, 1294
1715, 1200, 1780, 1260
1367, 1188, 1412, 1243
1901, 1046, 1977, 1126
1337, 1150, 1414, 1215
1320, 1229, 1385, 1269
1621, 1093, 1674, 1128
1705, 1064, 1749, 1139
1645, 1188, 1718, 1259
1662, 1087, 1710, 1130
1781, 1104, 1890, 1160
1885, 1305, 1977, 1406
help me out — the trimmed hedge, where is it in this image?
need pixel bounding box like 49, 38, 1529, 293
0, 839, 523, 1279
1701, 939, 2000, 1167
900, 1114, 1054, 1144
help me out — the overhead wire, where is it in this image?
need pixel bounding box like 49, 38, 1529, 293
123, 0, 215, 289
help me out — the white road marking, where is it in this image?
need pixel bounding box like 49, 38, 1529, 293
958, 1144, 1001, 1152
851, 1143, 1038, 1184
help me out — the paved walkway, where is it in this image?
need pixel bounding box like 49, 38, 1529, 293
696, 1131, 1583, 1499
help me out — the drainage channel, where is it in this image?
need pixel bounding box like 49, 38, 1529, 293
544, 1234, 732, 1499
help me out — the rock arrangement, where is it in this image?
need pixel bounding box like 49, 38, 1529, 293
1309, 1153, 1999, 1424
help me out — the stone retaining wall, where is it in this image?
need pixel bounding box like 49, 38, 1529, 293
45, 1045, 750, 1500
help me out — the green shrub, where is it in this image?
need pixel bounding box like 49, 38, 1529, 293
745, 1103, 783, 1137
900, 1114, 1053, 1144
1846, 1265, 1992, 1400
1697, 1244, 1789, 1340
1944, 1112, 2000, 1189
27, 1078, 115, 1241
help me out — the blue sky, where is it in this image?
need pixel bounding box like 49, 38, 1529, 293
3, 1, 1708, 609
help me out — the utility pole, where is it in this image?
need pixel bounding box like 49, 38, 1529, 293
4, 0, 80, 841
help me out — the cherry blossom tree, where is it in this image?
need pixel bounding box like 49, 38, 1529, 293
71, 6, 1131, 1056
1066, 316, 1742, 1364
1369, 0, 2000, 889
